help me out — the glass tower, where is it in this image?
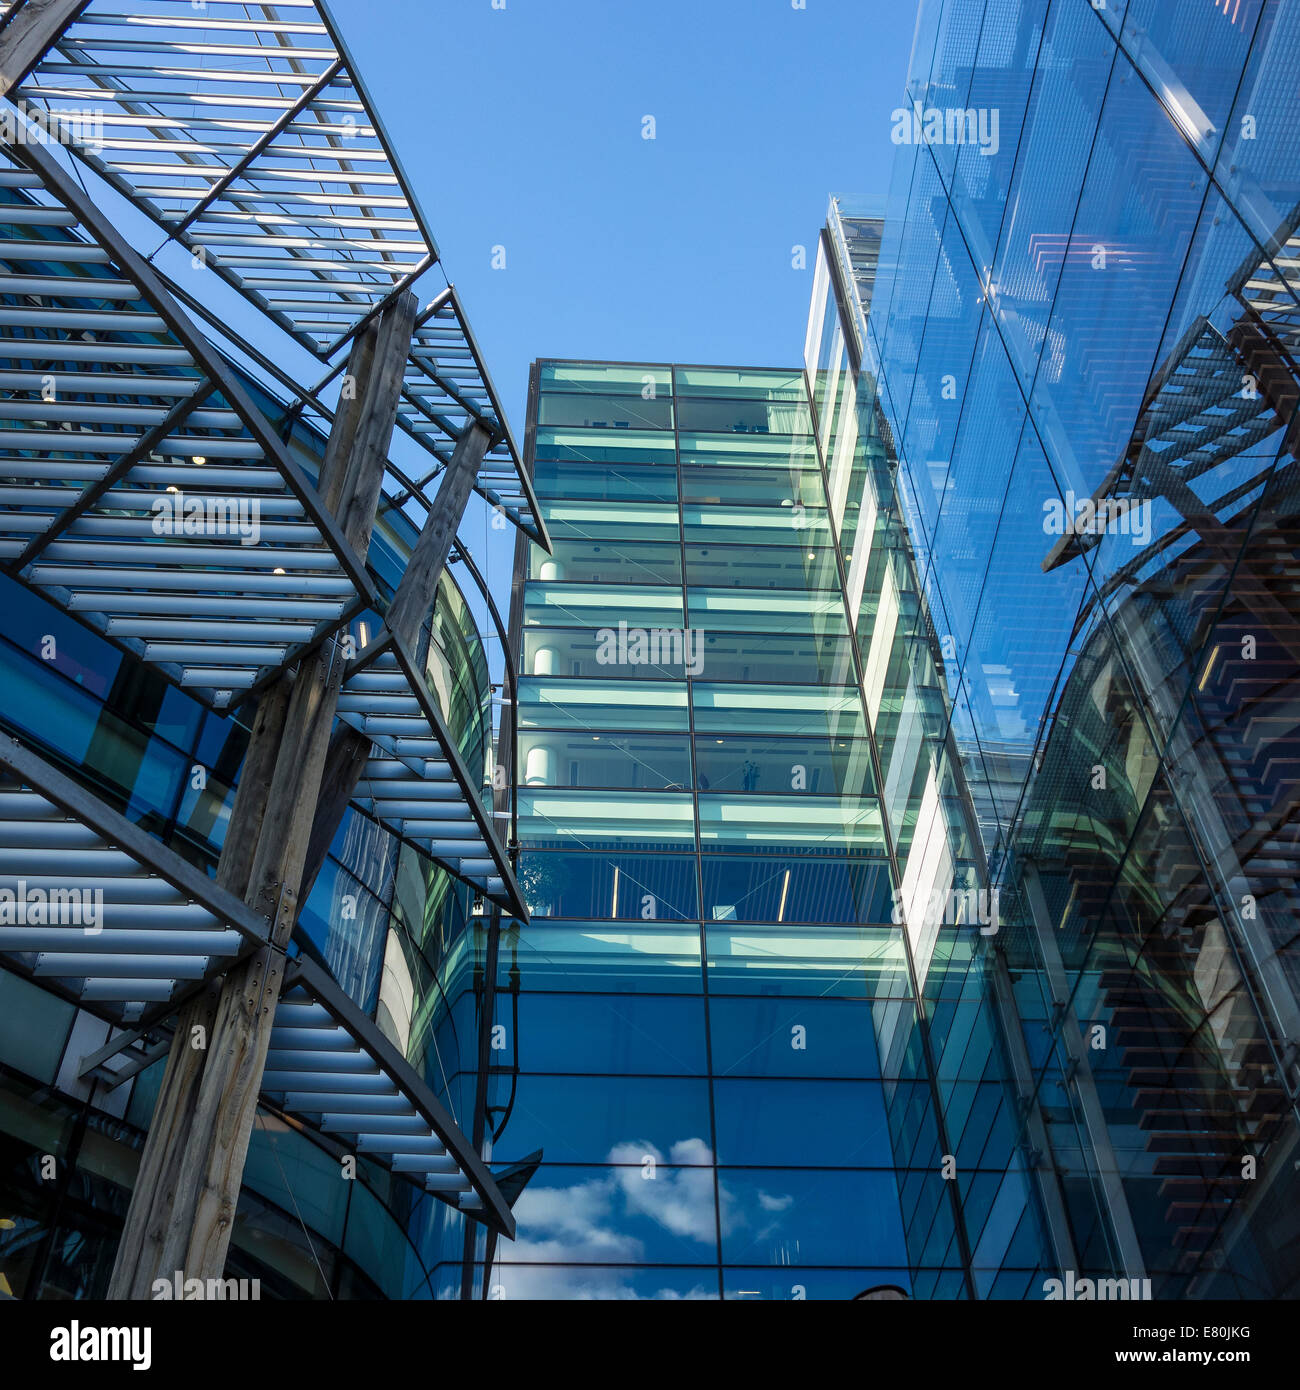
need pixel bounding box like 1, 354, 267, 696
498, 356, 1054, 1298
852, 0, 1300, 1299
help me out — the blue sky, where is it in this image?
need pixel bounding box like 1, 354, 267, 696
332, 0, 919, 424
328, 0, 920, 662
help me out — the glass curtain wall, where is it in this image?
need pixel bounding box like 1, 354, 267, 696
500, 355, 1055, 1298
865, 0, 1300, 1298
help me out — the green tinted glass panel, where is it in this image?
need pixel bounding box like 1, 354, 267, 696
540, 363, 672, 396
674, 397, 812, 436
694, 630, 856, 684
534, 426, 676, 465
538, 393, 673, 430
519, 789, 696, 845
540, 500, 681, 542
519, 731, 693, 789
682, 503, 833, 545
686, 544, 839, 590
687, 588, 848, 635
529, 540, 681, 586
525, 629, 696, 681
693, 684, 866, 737
519, 678, 690, 731
698, 794, 884, 848
499, 921, 703, 991
681, 463, 824, 509
532, 458, 678, 503
673, 367, 805, 400
524, 583, 684, 627
695, 734, 875, 797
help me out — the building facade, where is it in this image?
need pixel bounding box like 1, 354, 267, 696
498, 356, 1053, 1298
855, 0, 1300, 1298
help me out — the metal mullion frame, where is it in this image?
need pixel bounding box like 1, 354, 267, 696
665, 364, 724, 1295
338, 621, 393, 683
309, 248, 435, 362
386, 629, 525, 917
8, 377, 216, 573
437, 288, 549, 551
156, 263, 472, 564
454, 539, 520, 872
208, 2, 435, 359
280, 954, 514, 1237
314, 0, 439, 263
73, 13, 328, 39
229, 590, 372, 714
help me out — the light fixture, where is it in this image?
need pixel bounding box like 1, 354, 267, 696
273, 567, 286, 575
611, 865, 620, 917
192, 455, 206, 465
777, 869, 791, 923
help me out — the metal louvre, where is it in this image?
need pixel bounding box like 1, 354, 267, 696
0, 735, 269, 1025
19, 0, 432, 358
0, 142, 382, 707
267, 957, 514, 1236
338, 636, 522, 913
391, 292, 549, 547
12, 0, 550, 548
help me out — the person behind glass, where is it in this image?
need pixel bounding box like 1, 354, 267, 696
741, 759, 759, 792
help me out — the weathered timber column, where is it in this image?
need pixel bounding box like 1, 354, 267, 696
108, 291, 418, 1297
0, 0, 91, 99
299, 418, 495, 898
106, 681, 291, 1298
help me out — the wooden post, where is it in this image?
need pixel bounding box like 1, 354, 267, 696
0, 0, 90, 99
299, 419, 494, 899
107, 291, 418, 1297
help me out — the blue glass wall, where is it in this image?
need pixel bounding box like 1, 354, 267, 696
864, 0, 1300, 1298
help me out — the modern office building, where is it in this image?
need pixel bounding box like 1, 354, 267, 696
496, 0, 1300, 1301
497, 354, 1054, 1298
851, 0, 1300, 1298
3, 0, 1296, 1307
0, 0, 540, 1300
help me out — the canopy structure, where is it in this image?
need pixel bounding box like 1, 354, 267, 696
339, 634, 516, 908
0, 737, 515, 1232
269, 957, 515, 1236
0, 736, 270, 1026
10, 0, 548, 545
0, 139, 377, 708
0, 0, 532, 914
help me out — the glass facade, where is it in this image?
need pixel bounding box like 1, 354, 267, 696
853, 0, 1300, 1299
500, 357, 1054, 1298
